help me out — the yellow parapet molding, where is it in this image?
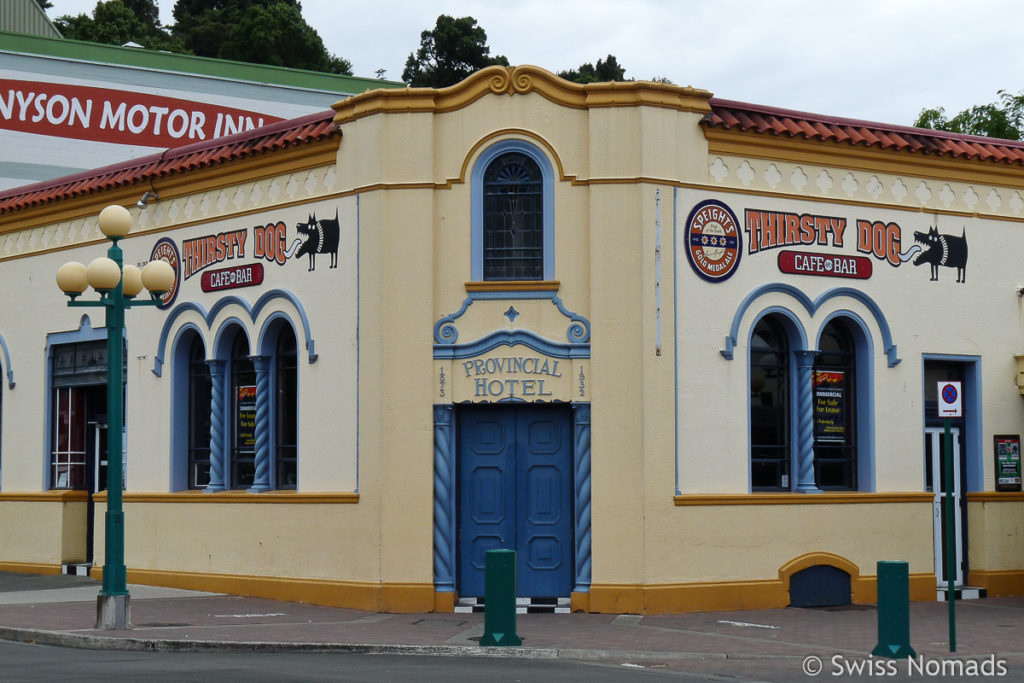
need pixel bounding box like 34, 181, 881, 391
333, 65, 713, 125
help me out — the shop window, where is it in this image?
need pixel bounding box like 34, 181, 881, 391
472, 139, 555, 282
51, 387, 88, 489
229, 332, 256, 489
48, 338, 122, 491
273, 325, 298, 489
750, 315, 791, 490
199, 317, 299, 492
187, 336, 212, 489
813, 319, 858, 490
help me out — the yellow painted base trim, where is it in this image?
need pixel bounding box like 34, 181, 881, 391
570, 591, 590, 613
0, 491, 88, 502
91, 491, 359, 504
966, 492, 1024, 502
91, 567, 434, 612
433, 591, 456, 612
967, 570, 1024, 597
0, 561, 63, 575
587, 574, 936, 613
675, 492, 934, 506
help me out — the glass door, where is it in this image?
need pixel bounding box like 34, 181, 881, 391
925, 427, 962, 586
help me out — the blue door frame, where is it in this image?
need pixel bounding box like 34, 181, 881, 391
457, 404, 573, 598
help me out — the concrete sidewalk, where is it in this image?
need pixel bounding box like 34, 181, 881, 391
1, 571, 1022, 677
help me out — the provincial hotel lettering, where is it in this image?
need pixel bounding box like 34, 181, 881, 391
463, 356, 563, 398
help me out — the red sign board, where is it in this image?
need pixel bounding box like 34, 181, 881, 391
778, 250, 872, 279
201, 263, 264, 293
0, 79, 283, 148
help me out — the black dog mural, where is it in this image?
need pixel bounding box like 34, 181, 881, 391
900, 226, 968, 283
294, 210, 340, 271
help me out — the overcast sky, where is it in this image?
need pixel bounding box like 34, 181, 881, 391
48, 0, 1024, 128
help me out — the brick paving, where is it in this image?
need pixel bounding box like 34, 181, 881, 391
1, 571, 1022, 679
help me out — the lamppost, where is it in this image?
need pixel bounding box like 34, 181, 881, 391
55, 204, 174, 630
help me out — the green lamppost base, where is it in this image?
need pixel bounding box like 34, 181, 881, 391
96, 594, 131, 630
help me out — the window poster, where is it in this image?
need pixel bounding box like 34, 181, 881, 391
813, 370, 846, 442
993, 435, 1022, 492
236, 385, 257, 449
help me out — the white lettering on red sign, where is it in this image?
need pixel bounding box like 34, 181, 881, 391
0, 79, 283, 148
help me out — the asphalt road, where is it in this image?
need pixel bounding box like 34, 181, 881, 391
0, 640, 701, 682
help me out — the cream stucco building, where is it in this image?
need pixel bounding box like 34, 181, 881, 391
0, 66, 1021, 613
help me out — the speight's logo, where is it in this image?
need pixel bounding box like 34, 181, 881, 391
685, 200, 742, 282
148, 238, 180, 309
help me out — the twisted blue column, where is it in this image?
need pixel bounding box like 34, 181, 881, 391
433, 404, 456, 593
205, 360, 226, 492
572, 403, 592, 592
794, 350, 821, 494
249, 355, 271, 493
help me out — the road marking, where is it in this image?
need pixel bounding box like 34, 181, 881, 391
717, 620, 779, 629
213, 613, 286, 618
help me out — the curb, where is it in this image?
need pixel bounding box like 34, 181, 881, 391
0, 626, 735, 661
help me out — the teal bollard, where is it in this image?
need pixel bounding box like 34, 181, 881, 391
479, 549, 522, 647
872, 560, 916, 658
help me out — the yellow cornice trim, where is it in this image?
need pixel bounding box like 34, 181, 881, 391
705, 128, 1024, 189
674, 492, 934, 506
91, 491, 359, 504
0, 490, 88, 502
465, 280, 560, 292
333, 65, 712, 125
967, 491, 1024, 502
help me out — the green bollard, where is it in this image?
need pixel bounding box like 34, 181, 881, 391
872, 560, 916, 658
479, 549, 522, 647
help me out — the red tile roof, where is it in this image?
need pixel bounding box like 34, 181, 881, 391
0, 110, 339, 214
705, 98, 1024, 165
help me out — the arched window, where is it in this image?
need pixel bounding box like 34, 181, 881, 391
274, 325, 298, 489
187, 335, 212, 489
229, 332, 255, 489
482, 152, 543, 280
471, 140, 555, 282
750, 315, 790, 491
813, 320, 857, 489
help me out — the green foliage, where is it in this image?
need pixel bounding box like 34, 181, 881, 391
216, 3, 352, 74
402, 15, 508, 88
558, 55, 628, 84
55, 0, 185, 52
34, 0, 54, 10
56, 0, 352, 75
172, 0, 350, 74
914, 90, 1024, 141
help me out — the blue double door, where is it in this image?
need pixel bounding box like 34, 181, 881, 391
458, 405, 573, 598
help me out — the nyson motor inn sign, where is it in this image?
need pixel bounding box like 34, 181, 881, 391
0, 79, 280, 147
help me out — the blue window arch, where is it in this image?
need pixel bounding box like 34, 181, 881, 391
471, 139, 555, 282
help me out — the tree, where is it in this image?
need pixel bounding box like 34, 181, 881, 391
55, 0, 185, 52
172, 0, 351, 75
914, 90, 1024, 141
34, 0, 53, 10
558, 55, 628, 84
402, 15, 508, 88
